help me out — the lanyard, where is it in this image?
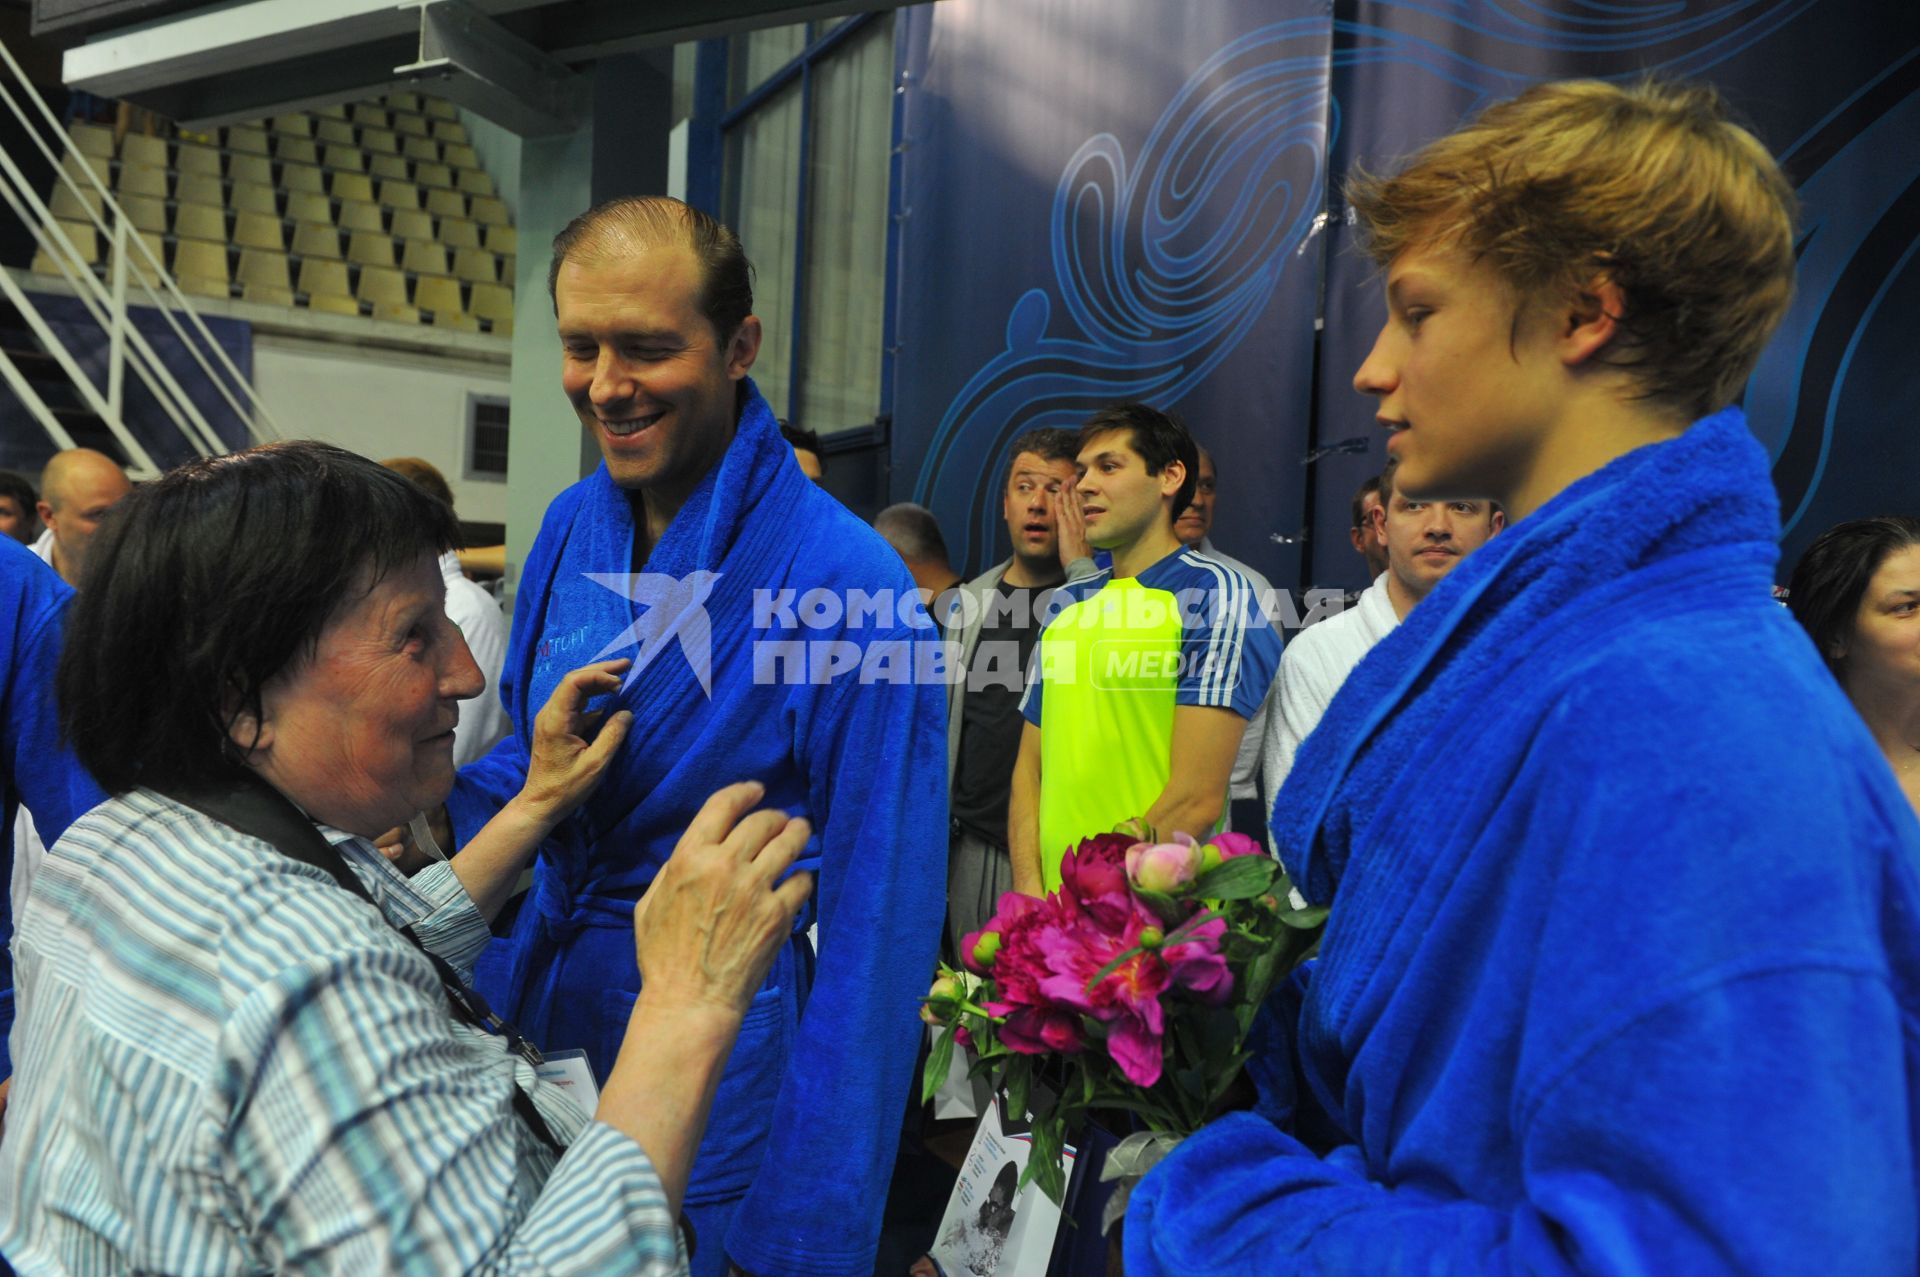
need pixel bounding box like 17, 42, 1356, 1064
156, 775, 564, 1154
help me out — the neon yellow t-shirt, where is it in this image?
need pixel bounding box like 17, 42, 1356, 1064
1019, 549, 1279, 889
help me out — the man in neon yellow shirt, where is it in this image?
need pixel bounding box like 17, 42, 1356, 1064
1009, 404, 1281, 894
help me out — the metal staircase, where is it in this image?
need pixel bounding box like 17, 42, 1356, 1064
0, 33, 280, 481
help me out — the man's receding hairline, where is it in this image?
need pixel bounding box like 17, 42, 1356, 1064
559, 201, 702, 274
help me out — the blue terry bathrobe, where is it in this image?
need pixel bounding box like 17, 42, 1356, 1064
1127, 410, 1920, 1274
447, 383, 947, 1277
1, 536, 104, 1076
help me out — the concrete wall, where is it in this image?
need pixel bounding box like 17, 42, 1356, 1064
250, 332, 513, 526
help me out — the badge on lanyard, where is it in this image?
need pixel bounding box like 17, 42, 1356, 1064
534, 1048, 602, 1118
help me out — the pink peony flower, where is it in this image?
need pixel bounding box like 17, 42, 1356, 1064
1059, 836, 1139, 931
1208, 831, 1266, 860
1061, 834, 1133, 901
1162, 916, 1234, 1004
1127, 837, 1203, 893
1106, 1011, 1165, 1087
1036, 910, 1171, 1033
996, 1004, 1086, 1054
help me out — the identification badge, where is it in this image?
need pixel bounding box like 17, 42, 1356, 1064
534, 1048, 601, 1119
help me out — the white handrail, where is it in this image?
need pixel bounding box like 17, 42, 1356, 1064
0, 77, 236, 461
0, 159, 164, 476
0, 56, 279, 445
0, 29, 286, 470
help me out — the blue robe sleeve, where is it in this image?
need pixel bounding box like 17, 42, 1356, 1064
445, 720, 532, 849
1127, 648, 1920, 1276
723, 624, 948, 1277
1128, 960, 1915, 1275
445, 490, 578, 847
2, 550, 103, 847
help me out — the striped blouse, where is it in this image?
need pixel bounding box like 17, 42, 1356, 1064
0, 788, 686, 1275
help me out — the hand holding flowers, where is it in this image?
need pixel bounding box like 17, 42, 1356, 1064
921, 828, 1324, 1205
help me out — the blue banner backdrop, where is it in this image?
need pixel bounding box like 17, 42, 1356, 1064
1313, 0, 1920, 588
893, 0, 1333, 586
890, 0, 1920, 592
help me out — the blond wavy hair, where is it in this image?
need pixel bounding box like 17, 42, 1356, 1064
1347, 78, 1798, 419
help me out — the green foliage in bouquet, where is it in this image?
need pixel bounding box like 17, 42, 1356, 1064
920, 829, 1326, 1204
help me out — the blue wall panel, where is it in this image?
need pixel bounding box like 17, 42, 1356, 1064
1312, 0, 1920, 587
883, 0, 1920, 591
893, 1, 1333, 584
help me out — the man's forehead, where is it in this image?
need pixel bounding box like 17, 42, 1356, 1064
69, 470, 130, 505
1076, 432, 1138, 467
1010, 452, 1074, 479
555, 242, 703, 316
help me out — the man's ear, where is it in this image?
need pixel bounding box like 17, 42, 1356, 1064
35, 500, 53, 529
1160, 459, 1187, 501
1489, 508, 1507, 534
1559, 273, 1625, 369
725, 315, 763, 380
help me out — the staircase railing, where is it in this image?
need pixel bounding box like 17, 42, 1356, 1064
0, 33, 282, 479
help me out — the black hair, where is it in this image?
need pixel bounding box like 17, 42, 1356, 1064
1001, 427, 1078, 492
1075, 403, 1199, 519
1787, 516, 1920, 681
872, 502, 951, 567
779, 420, 825, 474
0, 466, 35, 514
58, 441, 458, 795
1377, 458, 1400, 502
548, 196, 755, 344
1351, 473, 1383, 529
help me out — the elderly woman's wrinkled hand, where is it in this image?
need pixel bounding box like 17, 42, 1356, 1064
520, 659, 634, 827
632, 781, 813, 1021
506, 656, 633, 825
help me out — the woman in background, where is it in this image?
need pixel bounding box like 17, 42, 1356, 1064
1789, 516, 1920, 817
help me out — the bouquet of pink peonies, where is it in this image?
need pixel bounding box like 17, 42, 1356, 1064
921, 828, 1325, 1205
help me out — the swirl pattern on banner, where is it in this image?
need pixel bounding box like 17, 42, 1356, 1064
911, 19, 1333, 571
914, 0, 1909, 566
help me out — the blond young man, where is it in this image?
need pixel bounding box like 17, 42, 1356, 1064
1126, 80, 1920, 1274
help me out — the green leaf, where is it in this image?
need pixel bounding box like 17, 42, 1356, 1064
1023, 1114, 1069, 1206
1160, 906, 1225, 948
1132, 887, 1188, 925
1242, 945, 1281, 1010
921, 1026, 957, 1105
1191, 855, 1278, 900
1085, 1092, 1192, 1133
1004, 1058, 1032, 1121
1201, 1005, 1238, 1059
1279, 905, 1330, 930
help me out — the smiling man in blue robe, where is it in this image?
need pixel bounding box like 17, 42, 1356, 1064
425, 197, 946, 1277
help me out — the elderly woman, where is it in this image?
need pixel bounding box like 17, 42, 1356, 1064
1789, 516, 1920, 817
0, 441, 811, 1274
